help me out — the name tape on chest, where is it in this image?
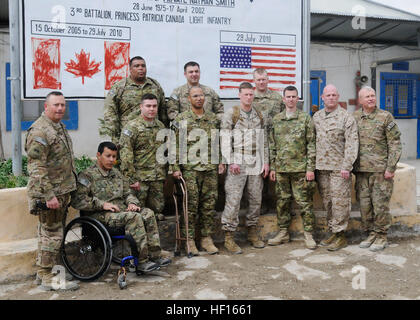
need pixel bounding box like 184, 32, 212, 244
78, 177, 91, 187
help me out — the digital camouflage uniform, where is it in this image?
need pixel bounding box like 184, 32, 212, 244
119, 117, 167, 218
221, 106, 269, 232
269, 109, 316, 232
253, 89, 286, 210
167, 83, 224, 121
313, 107, 358, 233
100, 76, 167, 144
71, 163, 162, 262
170, 110, 220, 238
353, 107, 402, 234
253, 89, 286, 121
25, 112, 77, 270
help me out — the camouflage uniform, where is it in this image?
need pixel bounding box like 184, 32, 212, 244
313, 107, 358, 233
353, 107, 402, 234
167, 83, 224, 121
170, 110, 220, 238
100, 76, 167, 144
71, 163, 162, 261
119, 117, 167, 218
253, 89, 286, 210
253, 89, 285, 120
221, 106, 268, 232
25, 112, 77, 269
269, 109, 316, 232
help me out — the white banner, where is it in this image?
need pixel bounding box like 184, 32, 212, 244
21, 0, 303, 99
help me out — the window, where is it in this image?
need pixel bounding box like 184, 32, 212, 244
5, 62, 78, 131
380, 72, 419, 119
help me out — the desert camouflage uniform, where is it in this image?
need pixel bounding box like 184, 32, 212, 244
167, 83, 224, 121
71, 163, 162, 261
25, 112, 77, 269
100, 77, 167, 144
313, 107, 358, 233
269, 109, 316, 232
353, 107, 402, 233
220, 106, 268, 232
119, 117, 167, 218
170, 110, 220, 238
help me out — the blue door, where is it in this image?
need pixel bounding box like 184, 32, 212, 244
310, 70, 326, 115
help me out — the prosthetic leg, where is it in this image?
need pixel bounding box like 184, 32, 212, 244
173, 177, 193, 258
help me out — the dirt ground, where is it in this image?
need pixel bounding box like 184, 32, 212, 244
1, 235, 420, 302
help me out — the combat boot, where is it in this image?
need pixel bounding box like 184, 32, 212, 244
268, 229, 289, 246
304, 231, 317, 250
224, 231, 242, 254
39, 272, 79, 291
200, 236, 219, 255
35, 267, 73, 285
369, 233, 388, 252
327, 232, 347, 251
320, 233, 337, 247
359, 231, 377, 248
185, 239, 199, 256
247, 226, 265, 249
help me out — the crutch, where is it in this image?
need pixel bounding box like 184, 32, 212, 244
173, 176, 193, 258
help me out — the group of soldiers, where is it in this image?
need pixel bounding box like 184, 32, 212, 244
25, 56, 402, 291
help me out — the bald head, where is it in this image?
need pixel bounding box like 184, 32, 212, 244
321, 84, 340, 112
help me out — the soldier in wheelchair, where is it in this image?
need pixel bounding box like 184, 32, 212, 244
69, 141, 171, 277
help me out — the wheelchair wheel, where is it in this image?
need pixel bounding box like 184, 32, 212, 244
61, 217, 112, 281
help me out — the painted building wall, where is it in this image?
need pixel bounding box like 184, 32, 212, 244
1, 33, 419, 159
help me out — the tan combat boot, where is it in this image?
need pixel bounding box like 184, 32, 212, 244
320, 233, 337, 247
268, 229, 290, 246
200, 236, 219, 255
39, 272, 79, 291
224, 231, 242, 254
304, 231, 317, 250
327, 232, 347, 251
247, 226, 265, 249
359, 231, 377, 249
185, 239, 199, 256
369, 233, 388, 252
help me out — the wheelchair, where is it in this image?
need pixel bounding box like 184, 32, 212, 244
60, 215, 147, 289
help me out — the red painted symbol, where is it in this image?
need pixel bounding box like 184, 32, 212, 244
32, 38, 61, 89
104, 42, 130, 90
65, 49, 102, 84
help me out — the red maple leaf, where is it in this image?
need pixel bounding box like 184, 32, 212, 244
65, 49, 102, 84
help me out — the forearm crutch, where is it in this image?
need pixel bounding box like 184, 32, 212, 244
173, 176, 193, 258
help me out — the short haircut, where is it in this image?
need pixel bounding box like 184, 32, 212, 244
140, 93, 158, 104
129, 56, 145, 67
283, 85, 298, 96
45, 91, 64, 103
239, 82, 254, 92
253, 68, 268, 77
98, 141, 118, 154
188, 86, 203, 96
359, 86, 375, 99
184, 61, 200, 71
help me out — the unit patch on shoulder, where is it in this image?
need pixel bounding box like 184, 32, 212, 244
387, 122, 396, 131
78, 177, 91, 187
34, 136, 47, 146
123, 129, 133, 137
